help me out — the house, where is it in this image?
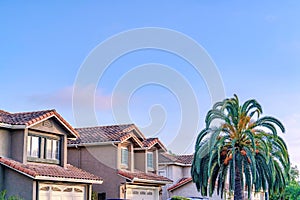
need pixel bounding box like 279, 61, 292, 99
0, 109, 103, 200
159, 153, 265, 200
158, 153, 221, 200
67, 124, 172, 200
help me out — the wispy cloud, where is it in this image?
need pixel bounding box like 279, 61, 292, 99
27, 85, 120, 111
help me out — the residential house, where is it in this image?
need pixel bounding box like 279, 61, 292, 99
0, 109, 103, 200
67, 124, 172, 200
159, 153, 264, 200
158, 153, 222, 200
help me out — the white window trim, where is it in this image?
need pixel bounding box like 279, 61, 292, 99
158, 169, 166, 177
27, 134, 60, 164
121, 147, 129, 168
147, 152, 154, 170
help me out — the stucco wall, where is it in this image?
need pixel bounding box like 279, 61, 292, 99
182, 166, 191, 177
68, 145, 124, 199
2, 166, 34, 200
135, 150, 146, 172
0, 129, 11, 157
170, 165, 183, 181
11, 130, 25, 163
170, 181, 222, 200
30, 118, 69, 135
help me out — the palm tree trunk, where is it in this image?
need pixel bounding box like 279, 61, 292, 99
234, 158, 244, 200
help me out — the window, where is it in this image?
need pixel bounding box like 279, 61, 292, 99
147, 152, 153, 169
158, 170, 166, 177
27, 136, 40, 158
46, 139, 59, 160
27, 134, 60, 163
121, 147, 129, 166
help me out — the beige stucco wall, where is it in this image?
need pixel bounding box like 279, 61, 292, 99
68, 145, 124, 199
0, 128, 11, 157
134, 150, 146, 172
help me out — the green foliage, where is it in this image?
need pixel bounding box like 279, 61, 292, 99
170, 196, 190, 200
270, 165, 300, 199
191, 94, 290, 200
0, 190, 23, 200
91, 191, 98, 200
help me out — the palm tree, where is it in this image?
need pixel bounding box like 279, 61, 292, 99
191, 95, 290, 200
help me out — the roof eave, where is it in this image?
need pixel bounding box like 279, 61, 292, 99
0, 123, 26, 129
132, 177, 172, 185
35, 176, 103, 184
168, 179, 192, 191
158, 162, 192, 166
68, 141, 119, 147
26, 114, 78, 138
0, 161, 35, 179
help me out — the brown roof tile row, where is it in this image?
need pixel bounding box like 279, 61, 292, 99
159, 153, 194, 165
69, 124, 166, 151
70, 124, 134, 144
168, 177, 192, 191
118, 169, 172, 183
0, 109, 78, 137
0, 157, 102, 182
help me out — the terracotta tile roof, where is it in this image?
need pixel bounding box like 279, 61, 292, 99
70, 124, 135, 144
69, 124, 152, 149
0, 157, 102, 183
159, 153, 194, 165
176, 155, 194, 165
0, 109, 78, 137
142, 138, 167, 151
168, 177, 192, 191
118, 169, 172, 184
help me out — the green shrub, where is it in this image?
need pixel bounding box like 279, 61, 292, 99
171, 196, 190, 200
0, 190, 23, 200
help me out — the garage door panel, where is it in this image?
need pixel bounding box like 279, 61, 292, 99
39, 184, 85, 200
127, 188, 156, 200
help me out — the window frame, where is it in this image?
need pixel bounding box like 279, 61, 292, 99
158, 169, 167, 177
121, 147, 129, 167
147, 152, 154, 170
46, 138, 60, 160
27, 133, 60, 164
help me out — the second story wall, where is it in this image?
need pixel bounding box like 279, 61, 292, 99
134, 150, 146, 172
169, 165, 183, 181
11, 130, 25, 163
68, 144, 118, 170
183, 166, 191, 178
0, 128, 11, 158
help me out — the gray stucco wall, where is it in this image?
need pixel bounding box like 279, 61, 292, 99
183, 166, 191, 177
0, 129, 11, 157
11, 130, 25, 163
1, 166, 34, 200
170, 165, 183, 181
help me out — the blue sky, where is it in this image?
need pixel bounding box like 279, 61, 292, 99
1, 1, 300, 166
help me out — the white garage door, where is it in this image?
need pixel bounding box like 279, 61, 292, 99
126, 188, 156, 200
39, 184, 85, 200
